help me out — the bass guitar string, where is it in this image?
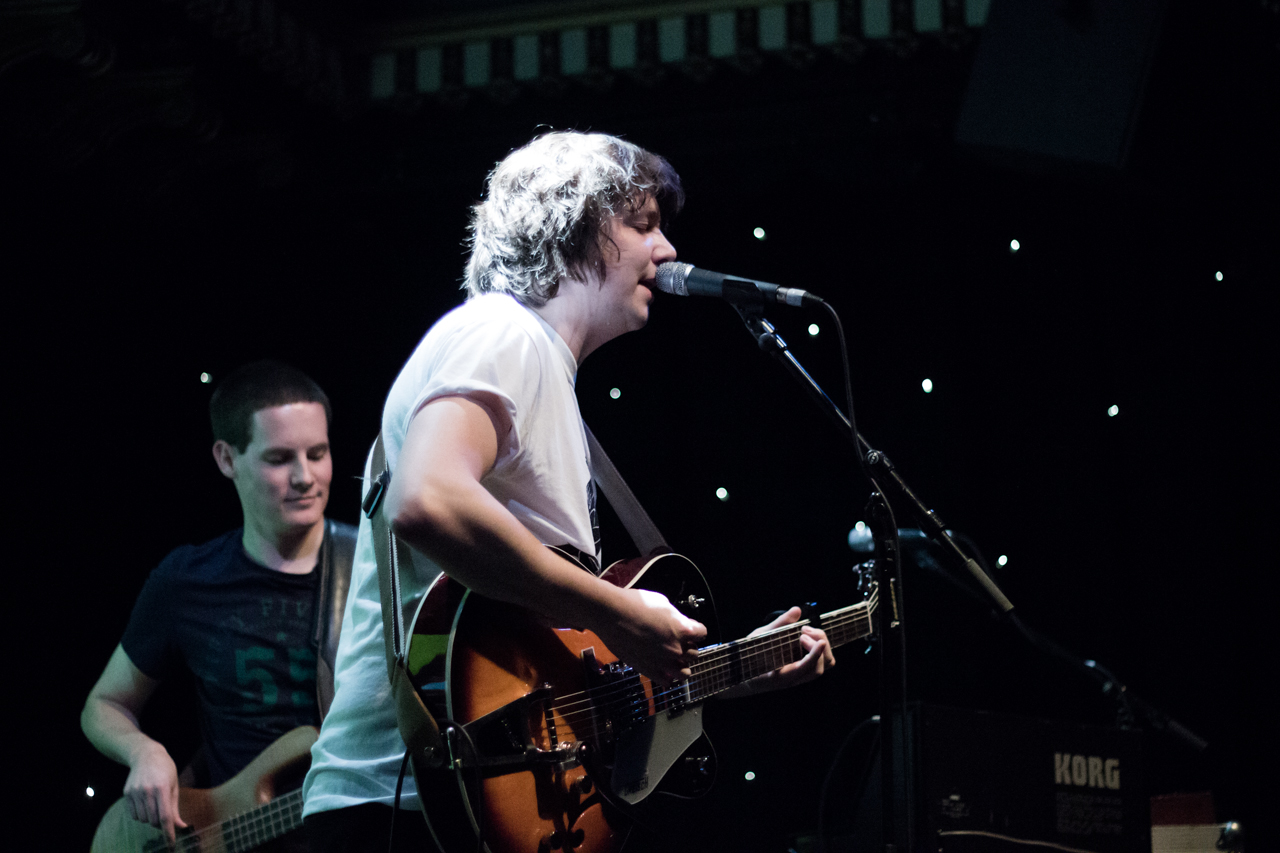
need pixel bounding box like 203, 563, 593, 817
157, 788, 303, 853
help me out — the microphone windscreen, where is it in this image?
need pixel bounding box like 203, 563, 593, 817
655, 262, 693, 296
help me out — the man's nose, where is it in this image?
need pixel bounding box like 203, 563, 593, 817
653, 229, 677, 263
290, 457, 314, 488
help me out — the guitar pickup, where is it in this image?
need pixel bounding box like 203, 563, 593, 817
661, 680, 692, 718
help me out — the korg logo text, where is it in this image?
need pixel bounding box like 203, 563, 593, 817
1054, 753, 1120, 790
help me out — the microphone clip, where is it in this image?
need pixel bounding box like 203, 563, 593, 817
733, 304, 785, 354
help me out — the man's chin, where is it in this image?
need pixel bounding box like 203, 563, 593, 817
280, 500, 327, 526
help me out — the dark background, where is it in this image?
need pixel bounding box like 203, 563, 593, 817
4, 0, 1276, 849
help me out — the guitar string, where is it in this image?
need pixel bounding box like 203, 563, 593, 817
550, 597, 877, 715
609, 598, 871, 715
545, 599, 877, 729
435, 598, 878, 757
529, 598, 878, 746
196, 791, 299, 853
231, 791, 300, 848
550, 596, 877, 712
177, 794, 291, 853
547, 610, 874, 746
164, 788, 303, 853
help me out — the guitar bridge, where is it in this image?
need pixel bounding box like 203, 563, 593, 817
457, 685, 580, 775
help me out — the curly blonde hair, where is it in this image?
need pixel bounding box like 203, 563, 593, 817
464, 132, 683, 305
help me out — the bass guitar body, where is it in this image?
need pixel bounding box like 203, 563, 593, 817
406, 551, 720, 853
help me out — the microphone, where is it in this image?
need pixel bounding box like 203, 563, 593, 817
655, 262, 824, 308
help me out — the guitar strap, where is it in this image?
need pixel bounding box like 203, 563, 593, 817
583, 423, 670, 558
364, 435, 445, 770
313, 518, 357, 721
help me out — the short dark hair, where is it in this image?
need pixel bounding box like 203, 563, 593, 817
209, 360, 332, 452
465, 132, 684, 306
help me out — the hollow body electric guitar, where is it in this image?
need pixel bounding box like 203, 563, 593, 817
90, 726, 317, 853
406, 549, 878, 853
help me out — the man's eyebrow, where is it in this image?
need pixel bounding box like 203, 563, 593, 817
260, 441, 330, 454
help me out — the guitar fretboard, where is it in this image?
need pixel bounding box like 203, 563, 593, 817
552, 593, 879, 740
684, 595, 877, 703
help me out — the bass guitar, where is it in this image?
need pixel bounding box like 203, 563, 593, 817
90, 725, 317, 853
404, 550, 878, 853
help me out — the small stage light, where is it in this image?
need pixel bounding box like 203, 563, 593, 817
753, 227, 766, 240
715, 487, 729, 501
1108, 405, 1119, 417
609, 388, 621, 399
1009, 239, 1020, 253
922, 378, 933, 393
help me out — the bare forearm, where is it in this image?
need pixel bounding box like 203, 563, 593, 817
84, 644, 186, 836
81, 696, 163, 769
392, 477, 625, 631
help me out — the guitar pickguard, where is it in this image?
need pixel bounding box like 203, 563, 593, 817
611, 703, 705, 803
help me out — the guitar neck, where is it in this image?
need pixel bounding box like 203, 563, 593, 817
685, 596, 876, 703
152, 788, 304, 853
223, 788, 304, 852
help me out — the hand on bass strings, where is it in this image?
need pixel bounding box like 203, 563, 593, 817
123, 741, 189, 844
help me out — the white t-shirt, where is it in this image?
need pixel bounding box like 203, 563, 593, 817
303, 292, 598, 815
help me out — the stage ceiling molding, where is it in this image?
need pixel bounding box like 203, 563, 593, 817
362, 0, 990, 105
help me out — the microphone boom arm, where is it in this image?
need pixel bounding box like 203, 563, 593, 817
733, 305, 1013, 614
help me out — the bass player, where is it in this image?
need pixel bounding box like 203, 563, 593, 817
82, 360, 356, 850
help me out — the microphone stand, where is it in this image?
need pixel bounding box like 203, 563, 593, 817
731, 304, 1207, 852
734, 305, 932, 853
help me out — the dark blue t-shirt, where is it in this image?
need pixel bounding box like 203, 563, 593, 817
122, 530, 321, 786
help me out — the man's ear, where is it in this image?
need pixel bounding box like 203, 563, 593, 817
212, 440, 238, 479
